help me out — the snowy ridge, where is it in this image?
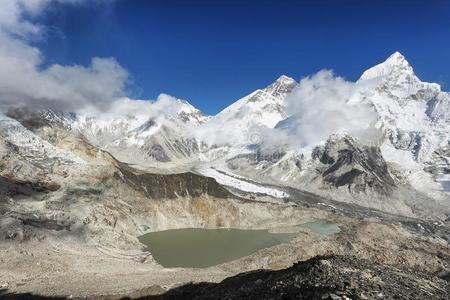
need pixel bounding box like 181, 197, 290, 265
175, 99, 211, 125
215, 75, 297, 128
35, 96, 210, 165
205, 76, 297, 147
0, 113, 85, 164
357, 53, 450, 170
359, 52, 440, 100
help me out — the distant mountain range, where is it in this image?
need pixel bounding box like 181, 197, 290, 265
2, 52, 449, 219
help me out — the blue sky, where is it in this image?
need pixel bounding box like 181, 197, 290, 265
35, 0, 450, 115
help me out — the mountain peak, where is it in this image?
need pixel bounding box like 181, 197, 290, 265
263, 75, 297, 101
175, 99, 210, 125
275, 75, 296, 84
387, 51, 406, 61
359, 51, 414, 81
384, 51, 410, 67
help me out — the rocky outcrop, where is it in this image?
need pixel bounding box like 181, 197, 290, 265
117, 165, 234, 199
0, 175, 60, 197
146, 255, 450, 300
312, 136, 396, 195
424, 146, 450, 175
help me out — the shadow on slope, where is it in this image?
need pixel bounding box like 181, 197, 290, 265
138, 255, 449, 300
0, 290, 65, 300
1, 255, 448, 300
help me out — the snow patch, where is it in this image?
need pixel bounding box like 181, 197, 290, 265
196, 167, 289, 198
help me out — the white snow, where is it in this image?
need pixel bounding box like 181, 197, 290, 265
196, 167, 289, 198
0, 113, 85, 164
204, 76, 297, 145
318, 202, 340, 210
380, 143, 420, 170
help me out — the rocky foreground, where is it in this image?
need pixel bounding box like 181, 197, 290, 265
147, 255, 450, 300
1, 255, 448, 300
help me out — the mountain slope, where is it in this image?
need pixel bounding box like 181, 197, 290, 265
215, 75, 297, 128
206, 76, 297, 146
9, 97, 210, 168
356, 52, 450, 198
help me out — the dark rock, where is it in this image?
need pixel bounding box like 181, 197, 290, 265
141, 255, 450, 300
312, 136, 396, 195
19, 216, 71, 231
117, 164, 233, 199
0, 176, 60, 197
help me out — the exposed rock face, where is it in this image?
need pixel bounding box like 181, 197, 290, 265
117, 165, 234, 199
425, 146, 450, 175
2, 254, 447, 300
0, 175, 60, 197
145, 255, 450, 300
312, 136, 396, 195
263, 75, 298, 101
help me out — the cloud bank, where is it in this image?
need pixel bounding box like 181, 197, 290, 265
191, 70, 382, 151
0, 0, 129, 112
82, 94, 189, 124
276, 70, 381, 149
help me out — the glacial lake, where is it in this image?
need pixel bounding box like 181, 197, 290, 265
437, 175, 450, 192
138, 228, 296, 268
443, 181, 450, 191
297, 220, 341, 235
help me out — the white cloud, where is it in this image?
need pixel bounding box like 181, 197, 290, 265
0, 0, 128, 112
0, 0, 44, 37
279, 70, 381, 149
83, 94, 185, 122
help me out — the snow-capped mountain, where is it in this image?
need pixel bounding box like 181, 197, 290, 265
358, 51, 447, 135
176, 99, 211, 125
194, 75, 297, 148
2, 51, 449, 217
355, 52, 450, 197
219, 52, 450, 213
0, 113, 84, 167
213, 75, 297, 129
68, 98, 208, 139
33, 97, 210, 166
359, 52, 440, 95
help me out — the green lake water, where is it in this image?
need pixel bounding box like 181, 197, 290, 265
138, 228, 296, 268
297, 220, 341, 235
139, 221, 340, 268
